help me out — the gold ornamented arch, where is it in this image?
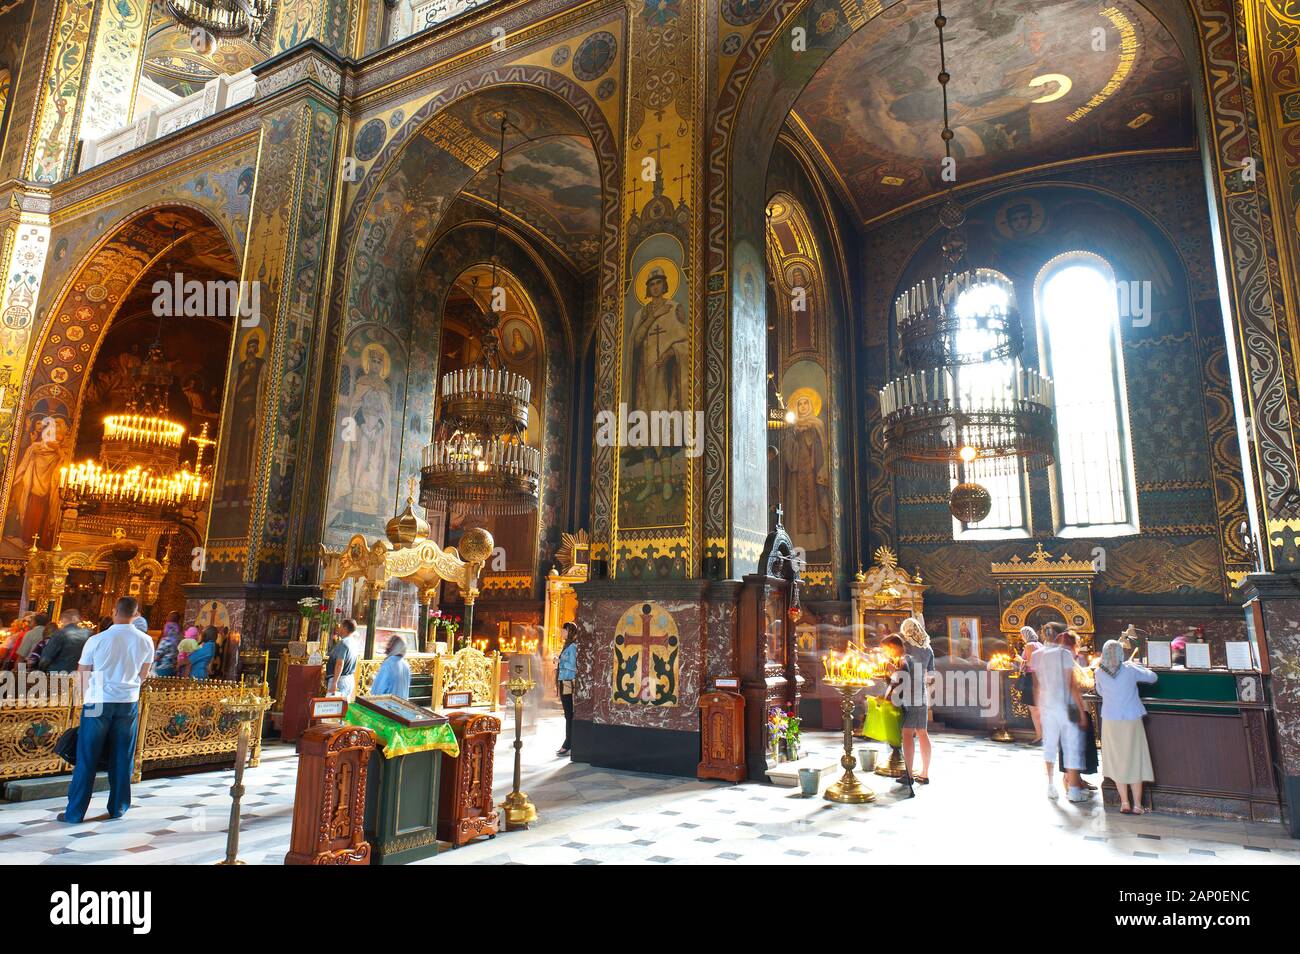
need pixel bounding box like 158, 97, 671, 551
1000, 583, 1094, 636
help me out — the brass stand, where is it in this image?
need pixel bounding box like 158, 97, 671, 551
500, 672, 538, 830
216, 691, 271, 866
874, 745, 907, 778
991, 670, 1014, 742
823, 683, 875, 804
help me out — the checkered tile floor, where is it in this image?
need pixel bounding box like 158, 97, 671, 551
2, 712, 1297, 865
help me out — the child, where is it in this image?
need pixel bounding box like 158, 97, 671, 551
178, 625, 200, 677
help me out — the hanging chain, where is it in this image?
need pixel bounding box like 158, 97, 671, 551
936, 0, 953, 163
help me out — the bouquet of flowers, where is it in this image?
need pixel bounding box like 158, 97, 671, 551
767, 706, 801, 762
428, 609, 464, 650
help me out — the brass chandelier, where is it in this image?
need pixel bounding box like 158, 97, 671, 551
878, 0, 1055, 496
167, 0, 274, 41
420, 112, 542, 516
59, 343, 213, 514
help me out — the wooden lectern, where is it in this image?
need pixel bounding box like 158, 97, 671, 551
285, 724, 377, 865
438, 711, 502, 847
698, 690, 745, 782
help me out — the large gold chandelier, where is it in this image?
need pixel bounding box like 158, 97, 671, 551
167, 0, 274, 41
878, 1, 1055, 498
419, 112, 542, 517
59, 344, 213, 514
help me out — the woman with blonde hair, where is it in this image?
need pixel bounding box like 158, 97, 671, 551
1095, 638, 1157, 813
897, 616, 935, 784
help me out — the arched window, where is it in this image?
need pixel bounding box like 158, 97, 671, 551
951, 273, 1028, 538
1035, 252, 1137, 535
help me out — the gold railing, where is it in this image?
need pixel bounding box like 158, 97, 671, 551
1, 675, 266, 783
132, 676, 266, 782
353, 649, 501, 711
0, 697, 81, 781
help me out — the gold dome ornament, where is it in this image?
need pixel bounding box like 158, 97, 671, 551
458, 526, 495, 564
385, 482, 430, 548
949, 482, 993, 524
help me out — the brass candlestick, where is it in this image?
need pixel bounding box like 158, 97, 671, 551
500, 668, 538, 830
989, 659, 1015, 742
874, 744, 907, 777
822, 682, 876, 804
216, 690, 271, 866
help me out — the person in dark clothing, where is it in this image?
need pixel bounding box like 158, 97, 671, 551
39, 609, 92, 673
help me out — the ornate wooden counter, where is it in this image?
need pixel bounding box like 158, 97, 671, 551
1088, 670, 1281, 822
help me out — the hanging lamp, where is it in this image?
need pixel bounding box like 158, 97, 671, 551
420, 112, 542, 516
878, 0, 1055, 492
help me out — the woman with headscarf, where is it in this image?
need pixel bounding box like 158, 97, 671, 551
370, 635, 411, 699
1095, 638, 1158, 813
897, 616, 935, 784
154, 617, 182, 677
1018, 625, 1042, 742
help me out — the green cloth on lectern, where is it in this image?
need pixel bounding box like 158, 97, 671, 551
344, 705, 460, 759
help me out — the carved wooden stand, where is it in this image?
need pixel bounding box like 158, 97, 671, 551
285, 724, 377, 865
438, 711, 502, 847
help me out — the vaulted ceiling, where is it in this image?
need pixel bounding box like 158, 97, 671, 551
789, 0, 1194, 224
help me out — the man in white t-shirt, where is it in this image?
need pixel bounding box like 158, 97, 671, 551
60, 596, 155, 823
1031, 622, 1090, 802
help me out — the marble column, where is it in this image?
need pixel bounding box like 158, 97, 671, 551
1240, 573, 1300, 836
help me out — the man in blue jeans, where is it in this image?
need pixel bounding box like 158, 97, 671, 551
60, 596, 155, 823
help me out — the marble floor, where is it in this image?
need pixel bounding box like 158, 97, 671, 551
1, 711, 1297, 865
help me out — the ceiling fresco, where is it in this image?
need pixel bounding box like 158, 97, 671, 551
464, 134, 603, 272
789, 0, 1193, 223
142, 3, 267, 95
346, 85, 603, 330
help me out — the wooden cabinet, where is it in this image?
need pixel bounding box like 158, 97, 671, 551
437, 711, 502, 847
285, 724, 376, 865
698, 690, 745, 782
281, 663, 323, 742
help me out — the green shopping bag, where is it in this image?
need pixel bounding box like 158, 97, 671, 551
862, 696, 903, 747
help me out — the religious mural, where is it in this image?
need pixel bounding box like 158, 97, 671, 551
327, 331, 401, 533
2, 205, 246, 559
764, 186, 846, 585
612, 601, 680, 706
789, 0, 1193, 222
619, 239, 691, 529
463, 134, 603, 270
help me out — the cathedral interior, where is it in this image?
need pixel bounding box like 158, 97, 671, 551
1, 0, 1300, 874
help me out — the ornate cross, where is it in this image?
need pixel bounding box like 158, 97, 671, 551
645, 321, 667, 358
647, 133, 669, 176
673, 163, 691, 203
626, 604, 671, 693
